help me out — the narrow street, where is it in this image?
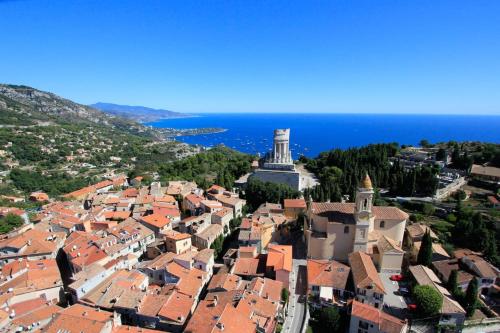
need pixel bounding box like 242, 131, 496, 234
282, 230, 308, 333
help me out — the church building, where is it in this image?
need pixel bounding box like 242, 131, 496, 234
304, 175, 408, 273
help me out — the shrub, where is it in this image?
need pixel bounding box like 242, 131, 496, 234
413, 285, 443, 317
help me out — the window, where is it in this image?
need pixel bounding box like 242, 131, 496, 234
359, 321, 369, 329
380, 221, 385, 228
344, 226, 349, 234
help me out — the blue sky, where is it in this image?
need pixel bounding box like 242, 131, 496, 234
1, 0, 499, 114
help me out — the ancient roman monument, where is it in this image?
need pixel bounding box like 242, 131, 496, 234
251, 129, 301, 190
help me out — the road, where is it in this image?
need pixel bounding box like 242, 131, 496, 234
282, 259, 307, 333
282, 231, 308, 333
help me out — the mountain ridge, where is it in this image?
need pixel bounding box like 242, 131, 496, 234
90, 102, 191, 122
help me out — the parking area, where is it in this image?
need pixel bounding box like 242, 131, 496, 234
379, 273, 412, 319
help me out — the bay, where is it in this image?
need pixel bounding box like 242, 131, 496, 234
147, 113, 500, 158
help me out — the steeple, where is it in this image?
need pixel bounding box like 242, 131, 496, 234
362, 173, 373, 189
353, 174, 375, 253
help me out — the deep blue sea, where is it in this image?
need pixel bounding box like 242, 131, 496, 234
147, 113, 500, 158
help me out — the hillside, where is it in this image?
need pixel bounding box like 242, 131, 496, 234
0, 84, 200, 197
91, 102, 190, 122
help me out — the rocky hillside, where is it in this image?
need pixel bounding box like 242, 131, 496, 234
0, 84, 202, 197
0, 84, 158, 138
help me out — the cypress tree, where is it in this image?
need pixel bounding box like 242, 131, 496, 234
417, 230, 433, 266
447, 269, 459, 296
464, 277, 479, 317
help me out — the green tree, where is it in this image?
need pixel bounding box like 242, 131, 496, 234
447, 270, 460, 297
464, 277, 479, 317
281, 288, 289, 304
413, 285, 443, 317
319, 306, 341, 333
420, 139, 430, 148
422, 203, 435, 216
0, 213, 24, 233
417, 230, 433, 266
436, 148, 447, 161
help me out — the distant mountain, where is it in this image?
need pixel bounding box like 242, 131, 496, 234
90, 102, 190, 122
0, 83, 159, 138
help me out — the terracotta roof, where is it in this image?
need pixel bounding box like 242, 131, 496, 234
247, 277, 283, 303
348, 251, 385, 294
311, 202, 408, 221
163, 230, 191, 241
307, 259, 350, 290
351, 300, 407, 333
185, 291, 253, 333
266, 244, 292, 272
157, 290, 194, 323
208, 273, 242, 291
432, 259, 474, 285
284, 198, 307, 209
141, 213, 170, 228
232, 258, 261, 276
377, 236, 404, 253
213, 303, 257, 333
194, 248, 214, 264
113, 326, 163, 333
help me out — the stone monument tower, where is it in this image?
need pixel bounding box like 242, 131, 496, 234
251, 128, 301, 190
270, 129, 292, 164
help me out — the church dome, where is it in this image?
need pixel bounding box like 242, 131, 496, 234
362, 174, 373, 189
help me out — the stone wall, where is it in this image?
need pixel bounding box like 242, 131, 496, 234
251, 169, 301, 190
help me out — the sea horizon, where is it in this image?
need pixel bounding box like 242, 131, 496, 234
147, 113, 500, 158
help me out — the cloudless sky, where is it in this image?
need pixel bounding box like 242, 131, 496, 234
1, 0, 499, 114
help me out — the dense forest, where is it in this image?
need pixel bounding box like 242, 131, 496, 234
8, 169, 91, 196
139, 146, 254, 190
301, 143, 438, 201
301, 141, 500, 202
244, 178, 301, 210
452, 200, 499, 266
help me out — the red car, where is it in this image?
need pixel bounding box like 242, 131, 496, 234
390, 274, 404, 281
407, 304, 417, 311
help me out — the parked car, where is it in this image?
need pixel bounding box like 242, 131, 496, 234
390, 274, 404, 281
399, 287, 410, 295
407, 304, 417, 311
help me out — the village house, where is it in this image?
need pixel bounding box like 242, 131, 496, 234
163, 230, 192, 254
266, 244, 292, 290
349, 300, 408, 333
348, 251, 385, 309
0, 229, 66, 265
211, 207, 233, 235
140, 213, 172, 235
192, 224, 224, 250
183, 193, 205, 216
307, 259, 351, 306
408, 265, 466, 329
29, 191, 49, 202
0, 258, 64, 305
283, 198, 307, 220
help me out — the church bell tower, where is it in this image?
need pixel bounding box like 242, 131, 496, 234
353, 174, 374, 252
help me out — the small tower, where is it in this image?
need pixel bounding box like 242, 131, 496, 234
353, 174, 374, 252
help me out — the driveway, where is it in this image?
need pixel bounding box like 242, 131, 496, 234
379, 272, 410, 319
